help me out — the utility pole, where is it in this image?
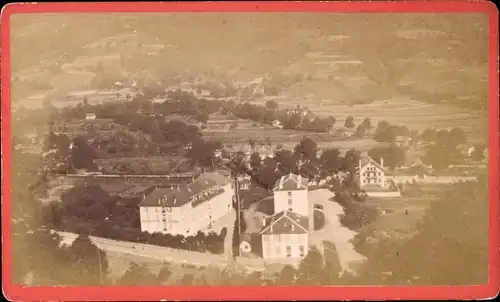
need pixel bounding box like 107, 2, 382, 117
96, 246, 104, 285
234, 175, 241, 258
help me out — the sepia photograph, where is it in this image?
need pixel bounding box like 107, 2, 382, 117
2, 1, 498, 301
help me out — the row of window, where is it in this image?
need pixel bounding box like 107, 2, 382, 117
363, 172, 382, 177
362, 179, 382, 184
143, 207, 172, 213
265, 245, 305, 257
263, 234, 305, 242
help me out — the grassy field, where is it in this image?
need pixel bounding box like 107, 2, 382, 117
357, 184, 448, 236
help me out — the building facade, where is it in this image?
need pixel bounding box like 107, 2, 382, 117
356, 157, 401, 197
260, 210, 309, 260
139, 172, 233, 236
356, 157, 388, 189
259, 173, 310, 262
273, 173, 309, 217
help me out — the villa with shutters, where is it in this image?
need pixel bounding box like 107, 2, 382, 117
260, 173, 311, 261
138, 172, 233, 236
356, 156, 401, 197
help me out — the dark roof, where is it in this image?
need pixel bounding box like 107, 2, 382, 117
119, 185, 155, 198
139, 172, 229, 207
100, 183, 134, 194
273, 173, 308, 191
260, 210, 309, 235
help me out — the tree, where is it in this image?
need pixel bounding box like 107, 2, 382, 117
66, 235, 109, 285
83, 95, 89, 107
376, 120, 390, 131
354, 124, 366, 137
361, 117, 371, 129
275, 150, 298, 175
355, 180, 488, 285
194, 112, 209, 125
421, 128, 437, 143
250, 152, 262, 171
118, 262, 158, 286
368, 144, 406, 170
71, 135, 96, 170
342, 149, 361, 173
471, 144, 486, 161
248, 138, 256, 150
283, 113, 302, 130
180, 274, 195, 285
320, 148, 341, 173
265, 100, 279, 111
186, 138, 223, 168
274, 265, 297, 285
436, 129, 450, 145
327, 116, 336, 128
448, 127, 467, 147
156, 264, 172, 284
256, 166, 280, 190
422, 143, 452, 171
296, 246, 324, 285
294, 137, 318, 161
344, 116, 355, 129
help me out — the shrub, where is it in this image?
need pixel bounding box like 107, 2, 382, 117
313, 210, 325, 231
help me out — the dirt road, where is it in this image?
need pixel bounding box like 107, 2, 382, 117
308, 189, 367, 274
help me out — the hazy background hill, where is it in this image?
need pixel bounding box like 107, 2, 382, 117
10, 13, 489, 111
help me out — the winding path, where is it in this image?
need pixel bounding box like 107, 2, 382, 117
308, 189, 367, 274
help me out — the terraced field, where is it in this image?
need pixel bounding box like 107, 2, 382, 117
272, 97, 488, 142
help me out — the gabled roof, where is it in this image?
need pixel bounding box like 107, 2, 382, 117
139, 172, 229, 208
260, 210, 309, 235
360, 157, 388, 173
273, 173, 308, 191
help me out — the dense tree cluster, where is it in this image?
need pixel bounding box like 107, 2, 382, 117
422, 127, 468, 170
334, 192, 378, 231
373, 120, 411, 143
11, 150, 113, 286
352, 179, 488, 285
227, 137, 362, 193
367, 144, 406, 170
229, 102, 335, 133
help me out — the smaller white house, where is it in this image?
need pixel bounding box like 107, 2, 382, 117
260, 210, 309, 261
356, 157, 400, 197
239, 179, 251, 191
395, 136, 412, 148
272, 120, 284, 129
85, 113, 97, 120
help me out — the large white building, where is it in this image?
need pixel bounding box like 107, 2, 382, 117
260, 173, 310, 262
138, 172, 233, 236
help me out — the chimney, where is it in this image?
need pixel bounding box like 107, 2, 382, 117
262, 217, 266, 227
297, 175, 301, 188
380, 157, 384, 168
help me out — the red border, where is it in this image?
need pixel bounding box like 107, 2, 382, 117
1, 1, 499, 301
